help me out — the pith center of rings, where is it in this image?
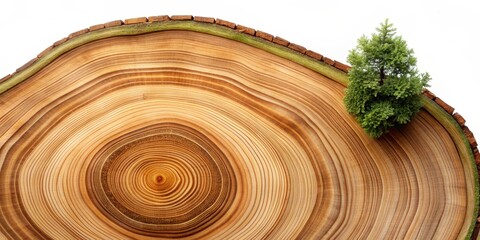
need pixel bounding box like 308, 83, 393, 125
87, 124, 236, 236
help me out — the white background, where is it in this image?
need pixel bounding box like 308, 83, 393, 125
1, 0, 478, 141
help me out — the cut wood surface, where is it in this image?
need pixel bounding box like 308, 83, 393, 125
0, 18, 478, 239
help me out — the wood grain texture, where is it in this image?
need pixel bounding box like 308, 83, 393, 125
0, 29, 476, 239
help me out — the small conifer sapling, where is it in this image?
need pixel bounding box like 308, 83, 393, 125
344, 19, 430, 138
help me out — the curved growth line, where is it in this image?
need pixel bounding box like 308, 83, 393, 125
0, 15, 478, 239
0, 17, 348, 95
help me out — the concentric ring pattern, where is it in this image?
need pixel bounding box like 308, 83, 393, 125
0, 27, 475, 239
